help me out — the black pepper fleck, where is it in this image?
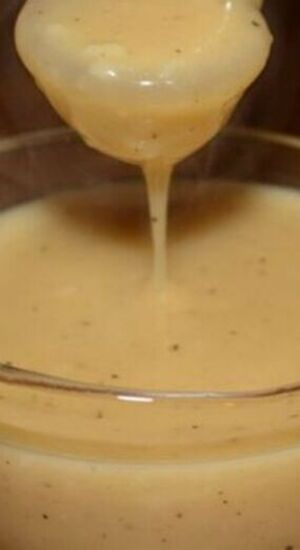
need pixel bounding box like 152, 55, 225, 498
151, 133, 158, 140
170, 344, 180, 352
285, 546, 294, 550
161, 539, 167, 544
81, 320, 92, 327
5, 460, 10, 466
42, 514, 49, 520
236, 511, 242, 517
176, 512, 183, 519
175, 48, 182, 54
252, 20, 260, 27
207, 287, 217, 296
223, 499, 228, 505
111, 373, 119, 380
192, 425, 199, 430
96, 411, 104, 419
258, 256, 267, 265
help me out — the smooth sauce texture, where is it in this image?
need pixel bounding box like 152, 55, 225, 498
1, 181, 300, 393
16, 0, 271, 165
16, 0, 272, 286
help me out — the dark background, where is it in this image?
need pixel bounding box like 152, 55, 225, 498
1, 0, 300, 137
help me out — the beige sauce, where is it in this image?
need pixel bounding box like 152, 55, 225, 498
3, 3, 296, 549
0, 181, 299, 393
15, 0, 272, 286
1, 182, 300, 550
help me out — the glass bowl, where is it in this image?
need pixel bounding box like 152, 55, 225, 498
0, 127, 300, 550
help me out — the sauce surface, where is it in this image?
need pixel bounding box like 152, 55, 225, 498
0, 181, 299, 392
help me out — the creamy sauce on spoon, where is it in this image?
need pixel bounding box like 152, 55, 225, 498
16, 0, 272, 287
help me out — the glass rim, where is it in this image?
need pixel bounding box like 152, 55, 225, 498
1, 125, 300, 404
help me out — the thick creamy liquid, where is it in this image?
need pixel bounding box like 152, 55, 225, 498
16, 0, 272, 285
0, 181, 300, 392
1, 181, 300, 550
